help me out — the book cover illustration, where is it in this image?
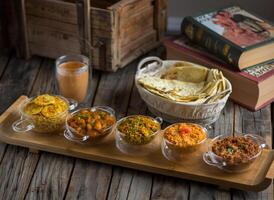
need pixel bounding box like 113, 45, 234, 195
194, 6, 274, 48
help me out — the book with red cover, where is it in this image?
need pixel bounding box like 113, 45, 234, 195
164, 36, 274, 111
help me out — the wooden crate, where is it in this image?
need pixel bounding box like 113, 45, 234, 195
15, 0, 167, 71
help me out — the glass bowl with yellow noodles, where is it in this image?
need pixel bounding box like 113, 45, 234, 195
115, 115, 162, 155
161, 123, 207, 162
12, 94, 77, 133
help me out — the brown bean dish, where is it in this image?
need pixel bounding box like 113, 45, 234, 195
68, 109, 115, 138
212, 136, 260, 165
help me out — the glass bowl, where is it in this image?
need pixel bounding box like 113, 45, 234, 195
12, 94, 77, 133
203, 134, 268, 172
161, 123, 208, 162
115, 115, 163, 156
64, 106, 116, 143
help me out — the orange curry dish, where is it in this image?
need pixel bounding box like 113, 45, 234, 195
164, 123, 207, 148
67, 109, 115, 138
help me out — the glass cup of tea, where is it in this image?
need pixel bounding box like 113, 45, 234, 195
55, 55, 91, 104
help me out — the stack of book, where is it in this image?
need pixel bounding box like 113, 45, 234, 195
164, 6, 274, 111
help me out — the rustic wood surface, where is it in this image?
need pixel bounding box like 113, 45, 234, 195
0, 49, 273, 200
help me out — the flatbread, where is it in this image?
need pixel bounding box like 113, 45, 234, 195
161, 65, 208, 83
137, 62, 228, 104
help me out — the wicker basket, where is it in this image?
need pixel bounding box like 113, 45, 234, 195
135, 57, 232, 125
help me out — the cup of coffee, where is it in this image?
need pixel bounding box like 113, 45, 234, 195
56, 55, 91, 103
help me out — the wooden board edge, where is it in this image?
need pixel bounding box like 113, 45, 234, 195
0, 96, 27, 125
266, 161, 274, 179
1, 133, 272, 192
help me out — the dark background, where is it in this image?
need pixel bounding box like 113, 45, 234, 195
167, 0, 274, 33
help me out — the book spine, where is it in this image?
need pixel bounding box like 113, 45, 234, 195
181, 17, 242, 69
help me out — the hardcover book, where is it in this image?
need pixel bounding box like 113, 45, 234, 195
164, 36, 274, 111
181, 6, 274, 70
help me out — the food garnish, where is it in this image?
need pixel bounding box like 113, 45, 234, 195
117, 116, 160, 145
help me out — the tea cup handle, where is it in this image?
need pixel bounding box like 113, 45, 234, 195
12, 119, 34, 132
67, 98, 78, 110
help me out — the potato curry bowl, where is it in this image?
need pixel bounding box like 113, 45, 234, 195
161, 123, 207, 162
64, 106, 116, 142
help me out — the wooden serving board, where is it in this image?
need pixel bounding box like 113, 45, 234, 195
0, 96, 273, 192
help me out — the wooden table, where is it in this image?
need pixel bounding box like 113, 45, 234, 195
0, 49, 273, 200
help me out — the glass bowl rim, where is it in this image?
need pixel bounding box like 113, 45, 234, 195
116, 114, 162, 138
20, 95, 70, 118
65, 105, 117, 135
207, 133, 265, 164
162, 122, 208, 147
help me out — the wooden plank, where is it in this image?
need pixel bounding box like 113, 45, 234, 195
0, 54, 11, 98
25, 58, 99, 199
0, 56, 42, 114
65, 63, 136, 199
0, 53, 12, 164
26, 0, 78, 24
175, 101, 234, 200
19, 0, 30, 58
232, 105, 273, 200
65, 160, 112, 200
27, 14, 81, 59
151, 175, 189, 200
0, 55, 42, 199
24, 63, 98, 200
108, 47, 169, 199
107, 69, 151, 200
120, 7, 154, 46
28, 24, 81, 51
120, 31, 159, 66
29, 42, 81, 59
109, 0, 152, 18
0, 146, 39, 199
27, 15, 80, 34
126, 171, 152, 200
24, 58, 74, 199
90, 7, 113, 71
0, 2, 12, 54
25, 153, 74, 199
6, 0, 30, 58
154, 0, 167, 40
